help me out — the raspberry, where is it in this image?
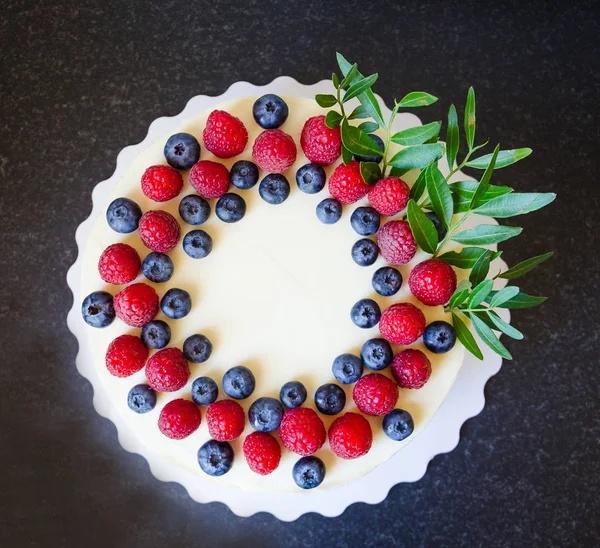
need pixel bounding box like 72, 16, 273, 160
105, 334, 149, 378
252, 129, 297, 173
242, 432, 281, 475
378, 220, 417, 265
113, 283, 159, 327
203, 110, 248, 158
379, 302, 426, 345
328, 412, 373, 459
391, 349, 432, 389
368, 177, 410, 216
158, 399, 201, 440
352, 373, 399, 416
328, 161, 370, 204
145, 347, 190, 392
98, 243, 140, 285
300, 115, 342, 165
141, 165, 184, 202
279, 407, 326, 456
408, 259, 458, 306
138, 210, 180, 253
189, 160, 230, 199
206, 400, 246, 441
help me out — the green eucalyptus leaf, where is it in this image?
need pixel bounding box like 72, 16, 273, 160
360, 162, 382, 185
342, 145, 353, 165
425, 162, 454, 228
325, 110, 343, 129
348, 105, 370, 119
339, 63, 359, 89
390, 167, 409, 177
469, 250, 493, 286
470, 314, 512, 359
473, 193, 556, 218
407, 199, 438, 254
488, 286, 520, 307
452, 312, 484, 360
450, 181, 513, 213
398, 91, 438, 108
341, 120, 382, 157
409, 168, 428, 201
343, 74, 379, 103
448, 280, 472, 309
470, 144, 500, 209
486, 292, 547, 309
332, 73, 340, 88
446, 104, 459, 171
470, 311, 497, 330
464, 87, 476, 149
439, 247, 489, 269
498, 252, 554, 279
452, 225, 523, 245
466, 148, 533, 169
486, 311, 524, 340
358, 121, 379, 133
468, 279, 494, 308
391, 122, 441, 146
389, 144, 443, 172
315, 94, 338, 108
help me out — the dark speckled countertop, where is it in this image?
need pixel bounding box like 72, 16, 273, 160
1, 0, 599, 546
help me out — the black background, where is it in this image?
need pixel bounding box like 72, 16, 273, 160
1, 0, 599, 546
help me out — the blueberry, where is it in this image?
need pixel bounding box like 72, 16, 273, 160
423, 321, 457, 353
160, 288, 192, 319
81, 291, 115, 328
197, 439, 234, 476
314, 383, 346, 415
351, 239, 379, 266
316, 198, 342, 224
230, 160, 259, 190
248, 397, 284, 432
351, 298, 381, 329
425, 211, 447, 242
354, 134, 384, 163
361, 338, 393, 370
351, 206, 381, 236
383, 409, 414, 441
372, 266, 403, 296
253, 94, 289, 129
164, 132, 201, 170
332, 354, 363, 384
259, 174, 290, 204
296, 163, 326, 194
141, 320, 171, 349
183, 334, 213, 363
183, 230, 213, 259
293, 456, 326, 489
127, 384, 157, 414
222, 366, 255, 400
216, 192, 246, 223
179, 194, 210, 225
280, 381, 307, 409
191, 376, 219, 406
142, 252, 174, 283
106, 197, 142, 234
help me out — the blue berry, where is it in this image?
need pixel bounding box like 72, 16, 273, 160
350, 206, 380, 236
106, 197, 142, 234
332, 354, 363, 384
248, 397, 284, 432
160, 288, 192, 319
314, 383, 346, 415
372, 266, 403, 296
351, 298, 381, 328
230, 160, 259, 190
280, 381, 307, 409
191, 376, 219, 406
82, 291, 115, 328
179, 194, 210, 225
141, 320, 171, 349
164, 132, 201, 170
423, 321, 457, 353
296, 163, 326, 194
197, 439, 234, 476
259, 174, 290, 204
216, 193, 246, 223
183, 334, 213, 363
361, 338, 393, 370
127, 384, 157, 414
354, 134, 384, 163
425, 211, 447, 242
351, 239, 379, 266
183, 229, 213, 259
316, 198, 342, 224
142, 252, 174, 283
222, 366, 255, 400
253, 94, 289, 129
383, 409, 414, 441
293, 456, 326, 489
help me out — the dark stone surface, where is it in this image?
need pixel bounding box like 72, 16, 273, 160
1, 0, 599, 546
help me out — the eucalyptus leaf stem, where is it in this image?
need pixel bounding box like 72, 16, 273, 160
433, 211, 471, 257
447, 149, 474, 180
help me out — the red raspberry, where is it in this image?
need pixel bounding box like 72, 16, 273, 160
378, 220, 417, 265
279, 407, 326, 456
300, 115, 342, 165
408, 259, 458, 306
242, 432, 281, 475
158, 399, 201, 440
252, 129, 297, 173
328, 160, 370, 204
379, 302, 426, 345
328, 412, 373, 459
141, 165, 183, 202
113, 282, 159, 327
98, 243, 141, 285
391, 349, 432, 389
145, 347, 190, 392
206, 400, 246, 441
368, 177, 410, 216
352, 373, 399, 416
189, 160, 230, 199
203, 110, 248, 158
105, 334, 149, 378
138, 210, 180, 253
